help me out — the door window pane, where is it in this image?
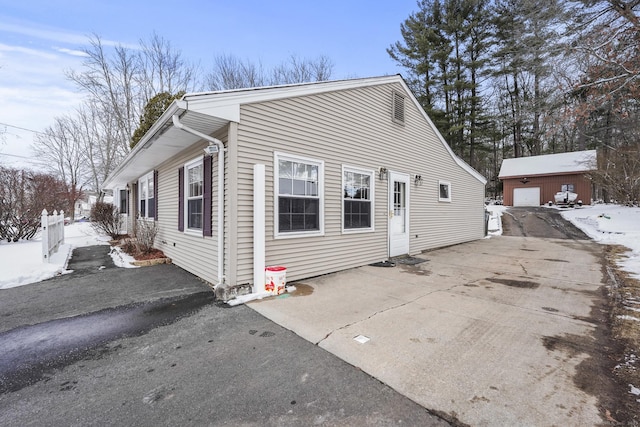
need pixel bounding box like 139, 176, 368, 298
394, 181, 406, 233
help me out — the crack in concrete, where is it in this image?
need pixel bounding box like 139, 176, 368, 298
519, 261, 529, 275
314, 283, 462, 346
315, 275, 597, 346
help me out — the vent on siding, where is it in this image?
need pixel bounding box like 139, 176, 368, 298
392, 91, 405, 124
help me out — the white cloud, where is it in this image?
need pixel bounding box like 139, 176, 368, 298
0, 37, 86, 170
0, 15, 136, 170
0, 42, 58, 60
0, 19, 132, 49
0, 83, 84, 170
55, 47, 90, 57
0, 20, 88, 45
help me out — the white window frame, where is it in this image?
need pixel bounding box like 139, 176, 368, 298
184, 156, 204, 235
138, 172, 155, 220
274, 152, 324, 239
342, 165, 375, 233
438, 180, 452, 202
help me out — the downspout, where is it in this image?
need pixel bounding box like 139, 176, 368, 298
172, 114, 226, 286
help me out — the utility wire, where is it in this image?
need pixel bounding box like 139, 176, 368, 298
0, 152, 33, 159
0, 122, 44, 135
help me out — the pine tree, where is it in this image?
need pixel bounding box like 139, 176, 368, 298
490, 0, 568, 157
388, 0, 492, 170
130, 91, 186, 149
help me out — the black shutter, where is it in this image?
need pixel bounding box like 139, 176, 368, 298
153, 170, 158, 220
203, 155, 213, 237
178, 167, 184, 231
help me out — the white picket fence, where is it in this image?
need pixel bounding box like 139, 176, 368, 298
42, 209, 65, 262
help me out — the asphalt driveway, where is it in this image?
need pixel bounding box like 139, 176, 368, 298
249, 217, 621, 425
0, 245, 211, 334
0, 245, 448, 426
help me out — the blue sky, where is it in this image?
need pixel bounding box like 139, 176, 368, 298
0, 0, 418, 169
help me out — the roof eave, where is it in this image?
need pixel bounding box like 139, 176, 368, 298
104, 100, 187, 189
499, 169, 595, 180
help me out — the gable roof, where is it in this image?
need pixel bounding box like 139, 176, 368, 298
104, 75, 486, 188
498, 150, 597, 179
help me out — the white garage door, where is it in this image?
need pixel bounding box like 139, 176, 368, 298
513, 187, 540, 206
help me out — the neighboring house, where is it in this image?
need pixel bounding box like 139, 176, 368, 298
498, 150, 597, 206
103, 75, 487, 301
75, 193, 114, 219
74, 197, 92, 219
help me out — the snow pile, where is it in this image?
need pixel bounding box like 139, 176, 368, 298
109, 246, 139, 269
561, 205, 640, 279
227, 285, 298, 306
486, 205, 507, 236
0, 221, 108, 290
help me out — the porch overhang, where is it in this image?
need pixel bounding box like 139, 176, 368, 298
103, 100, 233, 189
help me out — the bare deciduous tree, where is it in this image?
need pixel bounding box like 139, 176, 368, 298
32, 115, 85, 216
43, 31, 334, 205
205, 54, 268, 90
0, 166, 70, 241
205, 53, 334, 91
74, 101, 126, 196
571, 0, 640, 95
588, 143, 640, 203
66, 35, 140, 153
271, 54, 334, 85
137, 32, 200, 103
59, 33, 198, 195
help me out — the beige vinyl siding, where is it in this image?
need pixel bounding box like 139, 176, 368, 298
154, 141, 220, 285
233, 82, 485, 285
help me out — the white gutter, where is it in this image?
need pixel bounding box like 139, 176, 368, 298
171, 114, 226, 286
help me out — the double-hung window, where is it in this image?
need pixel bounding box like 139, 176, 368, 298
275, 152, 324, 237
343, 166, 374, 232
185, 158, 203, 231
138, 172, 155, 219
178, 155, 211, 236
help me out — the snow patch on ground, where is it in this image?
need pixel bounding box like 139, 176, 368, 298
618, 315, 640, 322
0, 222, 108, 289
109, 246, 139, 269
486, 205, 507, 237
227, 286, 298, 306
561, 204, 640, 279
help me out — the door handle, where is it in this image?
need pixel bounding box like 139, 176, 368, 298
389, 210, 394, 219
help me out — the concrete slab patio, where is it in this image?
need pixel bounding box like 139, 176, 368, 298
249, 236, 611, 426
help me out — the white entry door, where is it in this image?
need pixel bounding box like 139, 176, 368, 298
389, 172, 410, 257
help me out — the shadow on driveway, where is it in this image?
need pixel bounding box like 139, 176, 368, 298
0, 245, 212, 334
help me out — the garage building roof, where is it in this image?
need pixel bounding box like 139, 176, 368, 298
499, 150, 597, 179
